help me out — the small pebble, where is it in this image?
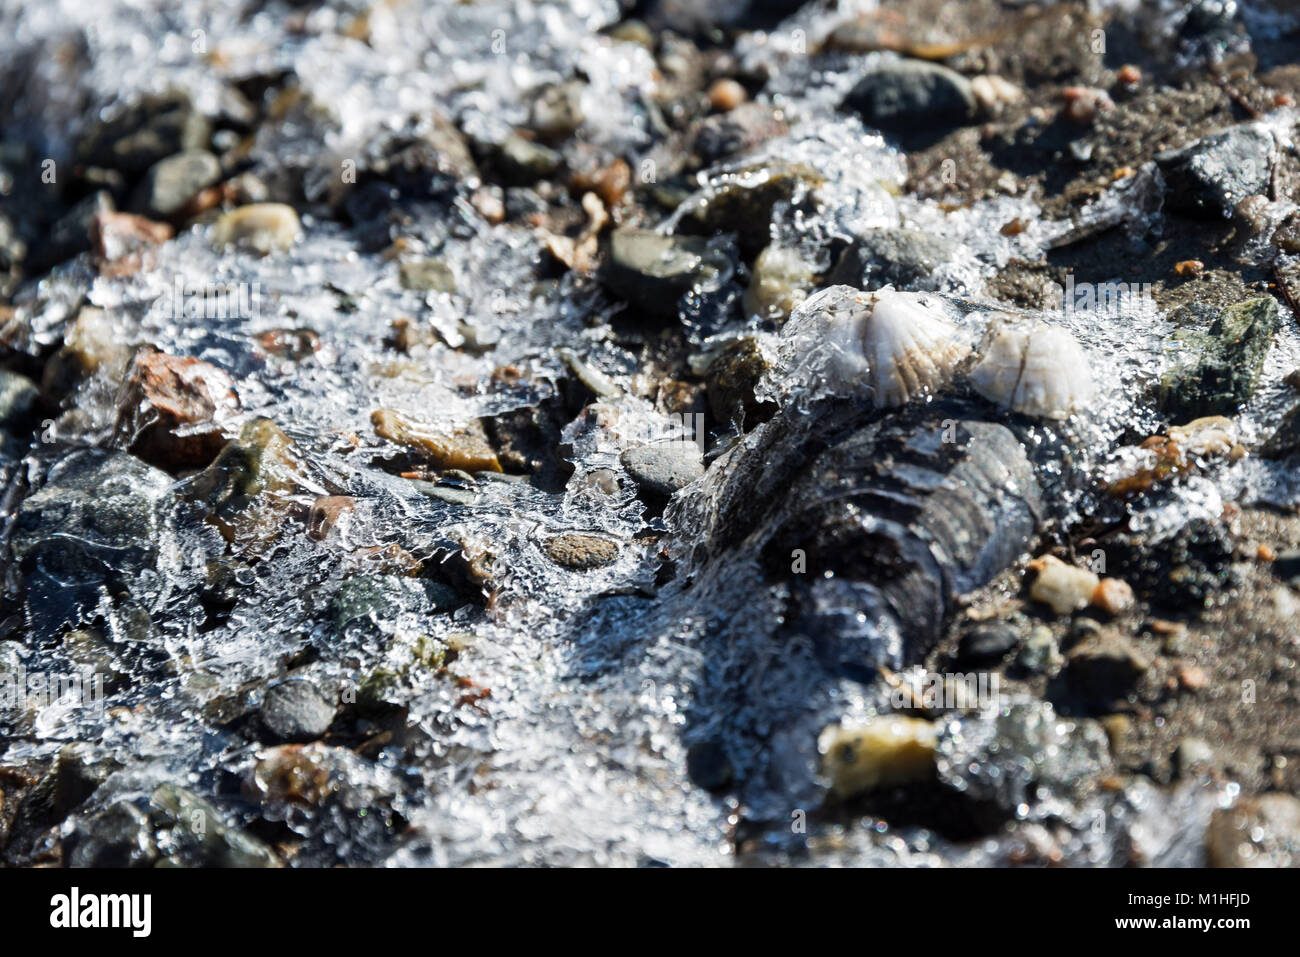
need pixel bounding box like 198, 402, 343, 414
543, 533, 619, 571
819, 716, 937, 799
1091, 578, 1135, 616
212, 203, 301, 254
1028, 554, 1100, 615
620, 442, 704, 497
260, 679, 337, 743
707, 78, 747, 112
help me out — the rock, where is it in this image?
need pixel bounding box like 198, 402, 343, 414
260, 678, 337, 742
1156, 125, 1274, 219
12, 744, 121, 841
688, 103, 787, 165
371, 408, 502, 473
493, 134, 562, 185
90, 210, 173, 275
0, 369, 39, 433
620, 442, 704, 497
1090, 578, 1135, 616
68, 783, 280, 868
1206, 793, 1300, 867
1275, 210, 1300, 254
331, 574, 459, 632
706, 336, 773, 425
684, 163, 824, 256
843, 60, 975, 132
530, 82, 585, 140
1261, 409, 1300, 460
707, 79, 747, 113
398, 258, 456, 294
211, 203, 301, 254
543, 533, 619, 570
76, 93, 211, 177
41, 306, 132, 400
744, 244, 818, 321
1159, 297, 1278, 419
306, 495, 356, 542
11, 449, 172, 642
1174, 737, 1216, 777
1028, 555, 1100, 615
113, 349, 240, 470
1015, 626, 1063, 675
956, 622, 1020, 665
601, 228, 730, 321
828, 228, 957, 292
184, 417, 298, 544
685, 740, 733, 792
132, 150, 221, 219
819, 716, 938, 799
1066, 631, 1150, 701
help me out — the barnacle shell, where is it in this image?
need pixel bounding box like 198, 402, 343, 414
813, 286, 970, 406
968, 317, 1094, 419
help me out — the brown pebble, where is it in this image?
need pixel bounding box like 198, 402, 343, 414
370, 408, 502, 473
307, 495, 356, 542
1258, 543, 1276, 562
1174, 259, 1205, 278
91, 210, 174, 277
707, 78, 747, 112
543, 533, 619, 570
1091, 578, 1135, 616
1117, 64, 1141, 88
1177, 664, 1210, 691
114, 350, 239, 469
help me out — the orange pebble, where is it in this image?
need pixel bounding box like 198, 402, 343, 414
707, 78, 747, 112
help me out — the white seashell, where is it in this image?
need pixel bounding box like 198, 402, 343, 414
813, 287, 969, 406
968, 317, 1094, 419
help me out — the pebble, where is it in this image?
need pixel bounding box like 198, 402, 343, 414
1174, 737, 1215, 777
113, 349, 240, 469
956, 622, 1021, 665
0, 369, 39, 433
828, 227, 956, 291
1205, 793, 1300, 867
371, 408, 502, 473
133, 149, 221, 219
685, 740, 733, 791
90, 210, 173, 274
744, 243, 817, 321
819, 716, 938, 799
1028, 555, 1100, 615
307, 495, 357, 542
211, 203, 301, 254
1156, 124, 1274, 219
1061, 86, 1114, 124
620, 442, 704, 497
707, 78, 747, 112
601, 228, 728, 321
842, 59, 975, 131
1016, 626, 1063, 675
543, 533, 620, 571
494, 134, 562, 185
1160, 297, 1278, 418
399, 258, 456, 293
260, 678, 337, 742
1091, 578, 1135, 616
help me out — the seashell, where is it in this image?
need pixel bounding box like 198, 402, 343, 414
968, 317, 1094, 419
805, 286, 970, 407
677, 397, 1045, 664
